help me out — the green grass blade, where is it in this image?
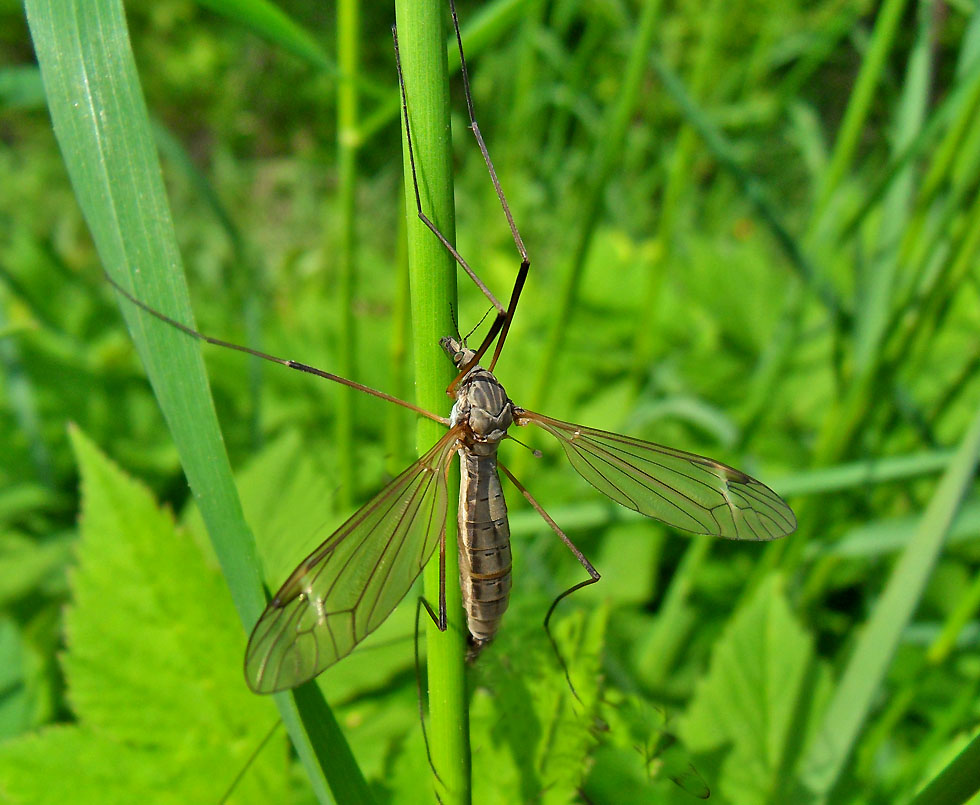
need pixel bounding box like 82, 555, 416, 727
529, 0, 664, 413
852, 2, 932, 372
647, 51, 838, 317
24, 1, 369, 801
25, 0, 261, 621
909, 731, 980, 805
332, 0, 360, 512
798, 407, 980, 797
197, 0, 336, 75
394, 0, 469, 801
811, 0, 911, 220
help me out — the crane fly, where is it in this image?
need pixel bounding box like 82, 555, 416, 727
109, 0, 796, 696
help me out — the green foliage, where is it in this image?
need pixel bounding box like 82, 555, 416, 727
0, 426, 293, 803
588, 689, 710, 802
21, 0, 365, 798
680, 574, 830, 805
3, 0, 980, 802
468, 605, 607, 803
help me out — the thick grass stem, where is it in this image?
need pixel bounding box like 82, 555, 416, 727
393, 0, 471, 801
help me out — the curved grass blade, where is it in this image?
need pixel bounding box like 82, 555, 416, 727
517, 411, 796, 541
246, 427, 461, 693
24, 1, 369, 800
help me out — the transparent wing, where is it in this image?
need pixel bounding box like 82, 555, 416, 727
518, 410, 795, 541
245, 427, 461, 693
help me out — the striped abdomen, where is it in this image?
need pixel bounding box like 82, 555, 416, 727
458, 449, 512, 655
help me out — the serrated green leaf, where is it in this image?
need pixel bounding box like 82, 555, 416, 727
0, 427, 292, 804
679, 574, 824, 805
586, 689, 710, 803
24, 0, 365, 796
0, 728, 174, 803
467, 602, 607, 804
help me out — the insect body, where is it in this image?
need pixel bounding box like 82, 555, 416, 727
444, 336, 515, 655
239, 328, 795, 693
109, 0, 797, 696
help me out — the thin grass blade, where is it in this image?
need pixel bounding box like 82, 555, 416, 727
24, 0, 369, 800
798, 407, 980, 797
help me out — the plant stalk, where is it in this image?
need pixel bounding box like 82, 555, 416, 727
393, 0, 470, 801
334, 0, 359, 511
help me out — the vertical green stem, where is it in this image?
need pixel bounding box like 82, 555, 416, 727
385, 189, 413, 476
335, 0, 360, 511
393, 0, 470, 801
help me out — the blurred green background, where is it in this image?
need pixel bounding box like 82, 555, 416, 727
2, 0, 980, 802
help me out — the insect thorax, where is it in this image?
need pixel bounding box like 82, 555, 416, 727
449, 369, 514, 454
441, 335, 514, 451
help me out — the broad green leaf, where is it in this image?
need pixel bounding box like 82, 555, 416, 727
584, 689, 710, 803
679, 574, 828, 805
0, 729, 176, 803
467, 603, 607, 804
0, 427, 292, 803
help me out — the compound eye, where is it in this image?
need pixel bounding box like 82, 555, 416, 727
455, 351, 465, 363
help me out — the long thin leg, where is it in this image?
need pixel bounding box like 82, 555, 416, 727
414, 507, 450, 785
417, 514, 449, 633
414, 599, 444, 787
447, 257, 528, 394
497, 461, 600, 701
447, 0, 530, 372
486, 259, 528, 372
218, 718, 281, 804
392, 23, 504, 318
107, 274, 449, 425
448, 0, 528, 265
393, 11, 531, 388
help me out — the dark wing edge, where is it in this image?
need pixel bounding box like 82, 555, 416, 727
244, 426, 461, 693
517, 410, 796, 542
